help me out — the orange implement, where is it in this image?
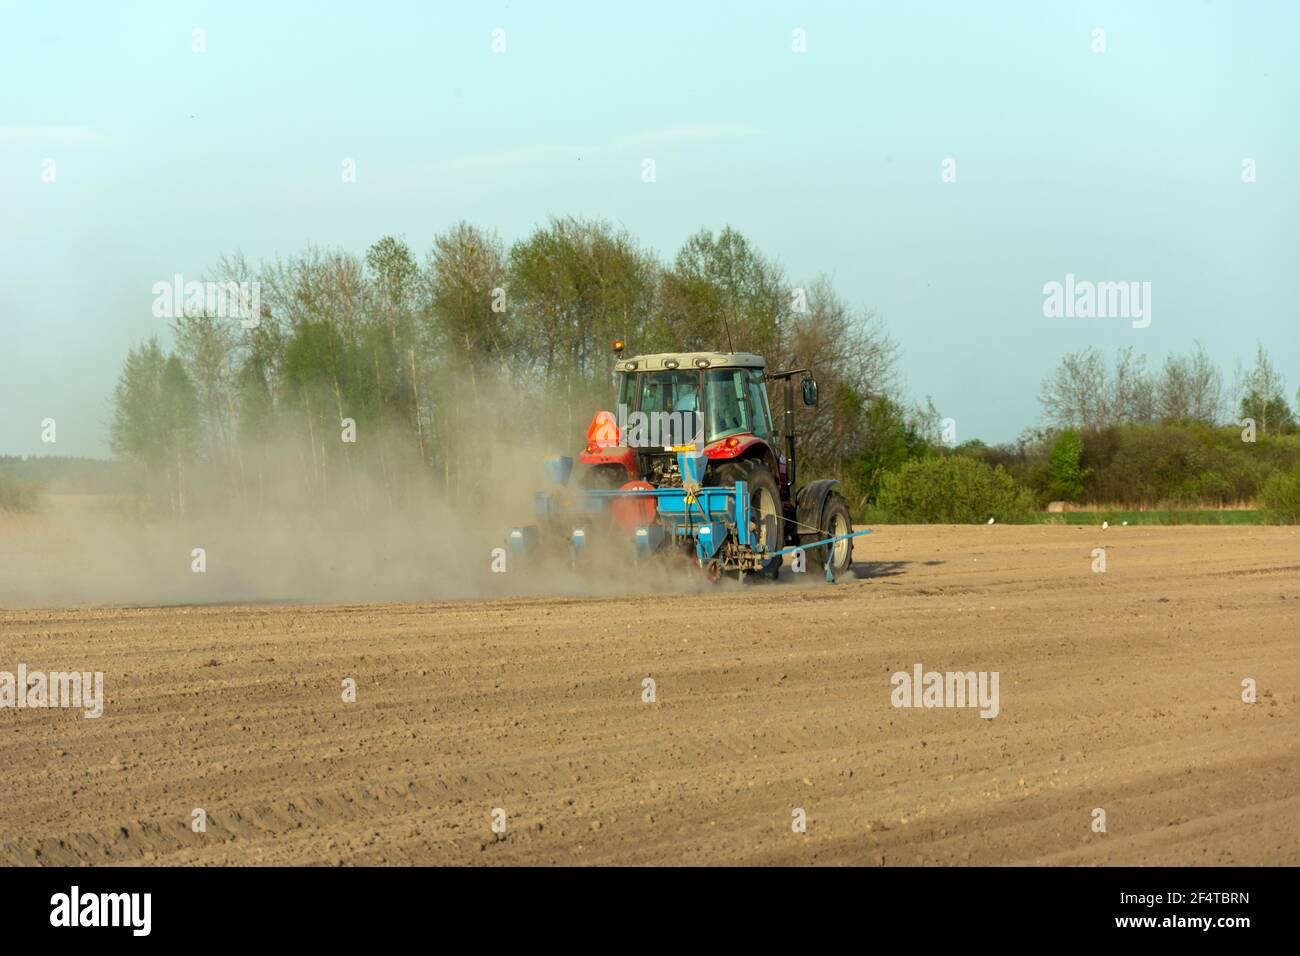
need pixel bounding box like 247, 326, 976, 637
611, 480, 657, 530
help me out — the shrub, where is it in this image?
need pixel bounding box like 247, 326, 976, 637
877, 455, 1035, 523
1046, 429, 1088, 501
1260, 463, 1300, 523
0, 472, 39, 512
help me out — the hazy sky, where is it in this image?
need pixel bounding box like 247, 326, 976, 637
3, 0, 1297, 457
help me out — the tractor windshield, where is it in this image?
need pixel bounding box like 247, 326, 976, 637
635, 370, 703, 446
637, 370, 700, 416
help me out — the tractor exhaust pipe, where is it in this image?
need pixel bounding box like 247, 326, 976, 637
784, 374, 797, 490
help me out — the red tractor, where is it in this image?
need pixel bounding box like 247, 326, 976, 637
576, 345, 855, 578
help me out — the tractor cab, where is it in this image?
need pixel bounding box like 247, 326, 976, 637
621, 352, 775, 441
582, 351, 784, 490
581, 346, 821, 508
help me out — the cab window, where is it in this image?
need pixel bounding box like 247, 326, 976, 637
616, 372, 636, 412
705, 369, 751, 440
638, 371, 701, 416
746, 370, 774, 443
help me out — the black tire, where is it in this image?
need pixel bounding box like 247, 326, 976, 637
804, 492, 853, 576
712, 460, 783, 554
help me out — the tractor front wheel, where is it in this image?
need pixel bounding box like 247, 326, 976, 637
712, 460, 782, 554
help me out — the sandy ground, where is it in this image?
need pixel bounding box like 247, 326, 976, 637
1, 523, 1298, 866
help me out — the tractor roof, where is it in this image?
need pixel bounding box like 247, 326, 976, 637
616, 351, 767, 372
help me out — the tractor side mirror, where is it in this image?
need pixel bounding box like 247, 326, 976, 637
801, 378, 819, 406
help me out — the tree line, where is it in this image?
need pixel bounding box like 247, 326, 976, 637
104, 216, 1298, 518
961, 344, 1300, 510
109, 218, 897, 515
1037, 342, 1296, 435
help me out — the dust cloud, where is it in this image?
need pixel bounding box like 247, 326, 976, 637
0, 434, 740, 610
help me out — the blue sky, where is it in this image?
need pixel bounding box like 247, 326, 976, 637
2, 0, 1297, 456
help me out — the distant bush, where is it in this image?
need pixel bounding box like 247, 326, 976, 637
1037, 424, 1300, 507
1260, 463, 1300, 523
850, 421, 1300, 513
0, 472, 39, 512
877, 455, 1035, 523
1046, 429, 1088, 501
1168, 470, 1236, 507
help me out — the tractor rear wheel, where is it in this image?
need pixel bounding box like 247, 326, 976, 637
712, 460, 782, 554
805, 492, 854, 576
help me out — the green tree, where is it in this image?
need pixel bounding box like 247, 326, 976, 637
427, 221, 511, 370
1239, 343, 1294, 435
656, 226, 785, 358
110, 338, 201, 513
849, 396, 910, 504
171, 310, 239, 468
508, 217, 658, 446
365, 236, 425, 460
1046, 429, 1088, 501
111, 338, 169, 469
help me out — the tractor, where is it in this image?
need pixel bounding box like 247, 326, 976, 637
506, 343, 865, 582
